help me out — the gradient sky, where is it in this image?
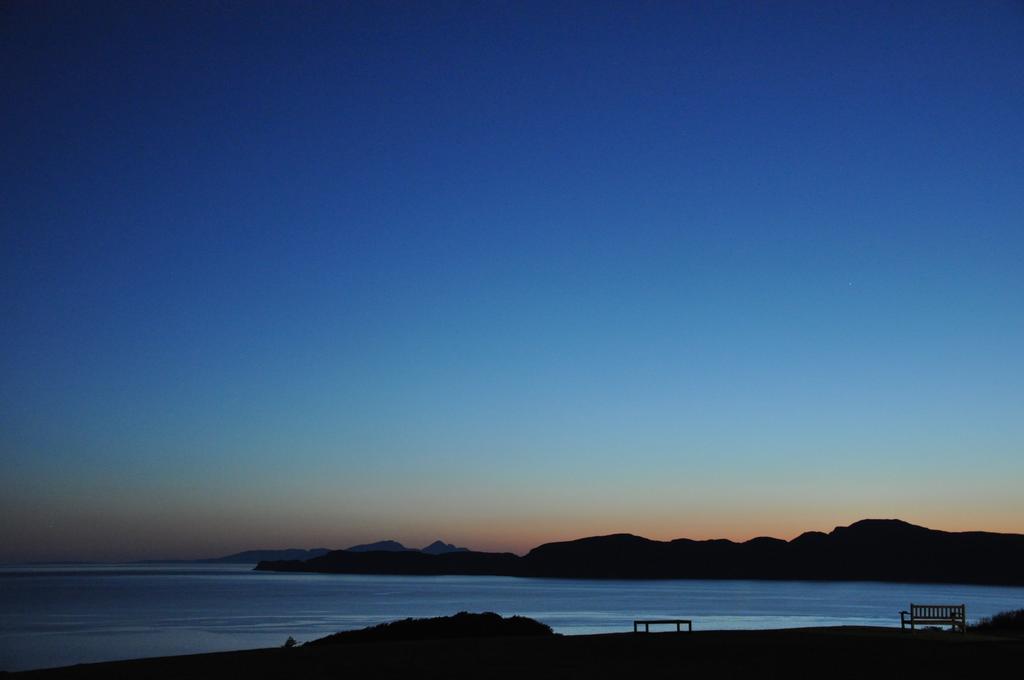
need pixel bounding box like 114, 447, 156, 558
2, 1, 1023, 562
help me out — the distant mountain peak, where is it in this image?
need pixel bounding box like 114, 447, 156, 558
422, 540, 470, 555
790, 530, 828, 545
847, 518, 916, 528
346, 540, 412, 553
833, 519, 932, 535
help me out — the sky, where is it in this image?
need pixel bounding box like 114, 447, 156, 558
2, 1, 1023, 562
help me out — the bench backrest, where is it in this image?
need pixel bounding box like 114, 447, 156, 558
909, 604, 965, 619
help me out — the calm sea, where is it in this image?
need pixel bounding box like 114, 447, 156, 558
3, 563, 1024, 671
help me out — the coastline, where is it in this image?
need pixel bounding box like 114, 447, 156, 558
10, 627, 1023, 679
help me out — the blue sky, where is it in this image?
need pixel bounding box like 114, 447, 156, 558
2, 1, 1023, 561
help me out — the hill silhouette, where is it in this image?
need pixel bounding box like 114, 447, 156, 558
305, 612, 552, 646
343, 539, 471, 554
256, 519, 1024, 585
421, 540, 470, 555
345, 540, 413, 553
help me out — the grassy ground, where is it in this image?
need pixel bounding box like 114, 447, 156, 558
8, 626, 1024, 680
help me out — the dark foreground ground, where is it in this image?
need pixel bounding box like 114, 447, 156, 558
9, 627, 1024, 680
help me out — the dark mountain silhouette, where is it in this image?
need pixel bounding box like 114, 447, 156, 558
345, 540, 413, 553
345, 539, 472, 554
422, 540, 470, 555
256, 519, 1024, 586
201, 548, 330, 563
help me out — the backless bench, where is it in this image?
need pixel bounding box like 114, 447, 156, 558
633, 619, 692, 633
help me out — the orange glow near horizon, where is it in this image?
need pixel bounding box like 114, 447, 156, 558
6, 503, 1024, 563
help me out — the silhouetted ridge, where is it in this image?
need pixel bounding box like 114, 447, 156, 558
790, 531, 829, 546
743, 537, 788, 548
833, 518, 934, 537
422, 540, 470, 555
255, 519, 1024, 585
346, 540, 412, 553
343, 539, 473, 554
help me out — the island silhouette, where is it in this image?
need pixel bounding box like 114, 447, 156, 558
256, 519, 1024, 586
345, 540, 470, 554
148, 540, 472, 564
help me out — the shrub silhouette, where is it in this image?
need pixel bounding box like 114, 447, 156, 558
306, 611, 553, 646
971, 609, 1024, 634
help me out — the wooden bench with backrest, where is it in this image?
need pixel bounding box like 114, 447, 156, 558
900, 604, 966, 633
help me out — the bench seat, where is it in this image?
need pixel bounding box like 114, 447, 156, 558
900, 604, 966, 633
633, 619, 692, 633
